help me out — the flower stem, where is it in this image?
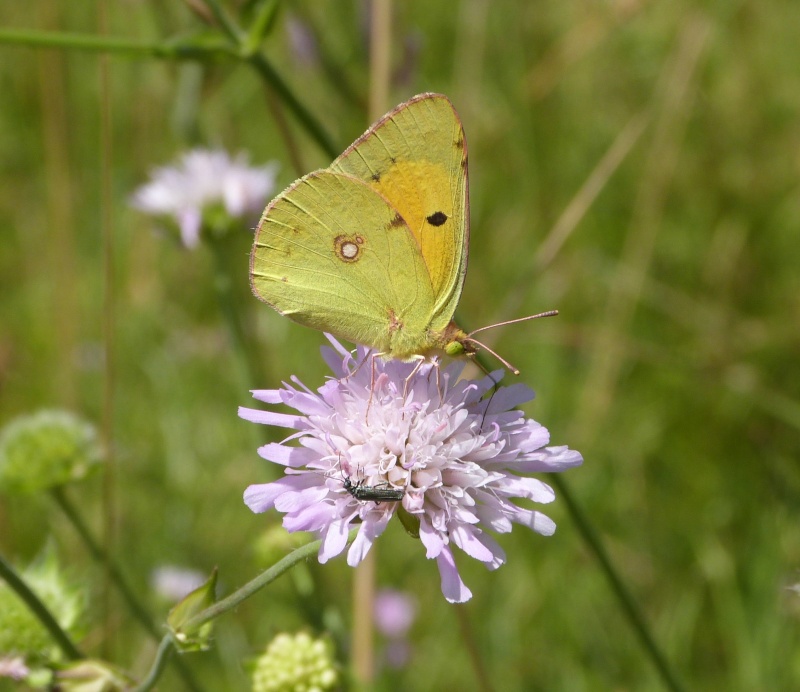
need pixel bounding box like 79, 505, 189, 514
200, 0, 244, 43
183, 529, 358, 631
245, 52, 338, 159
0, 27, 230, 59
454, 604, 495, 692
133, 634, 175, 692
197, 0, 339, 159
551, 475, 686, 692
351, 3, 393, 684
0, 551, 83, 661
0, 27, 337, 159
51, 488, 204, 692
206, 234, 266, 402
351, 550, 376, 683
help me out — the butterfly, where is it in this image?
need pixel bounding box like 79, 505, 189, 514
250, 93, 555, 372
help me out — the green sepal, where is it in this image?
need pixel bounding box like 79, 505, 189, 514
167, 568, 217, 652
396, 505, 420, 538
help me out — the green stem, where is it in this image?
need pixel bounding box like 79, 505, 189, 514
200, 0, 339, 158
246, 53, 339, 159
142, 534, 354, 690
206, 235, 264, 392
454, 604, 494, 692
0, 27, 337, 158
51, 488, 204, 692
243, 0, 280, 56
0, 27, 231, 59
184, 529, 357, 631
134, 634, 175, 692
0, 551, 83, 661
200, 0, 244, 44
551, 475, 686, 692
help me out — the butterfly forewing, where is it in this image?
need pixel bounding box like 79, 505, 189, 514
329, 93, 469, 333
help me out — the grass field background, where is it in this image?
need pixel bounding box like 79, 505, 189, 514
1, 1, 799, 689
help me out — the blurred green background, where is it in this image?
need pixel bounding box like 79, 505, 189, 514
2, 1, 799, 690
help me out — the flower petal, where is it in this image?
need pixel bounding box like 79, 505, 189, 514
493, 476, 555, 504
243, 476, 307, 513
436, 547, 472, 603
419, 519, 445, 559
319, 518, 351, 563
512, 507, 557, 536
516, 445, 583, 472
257, 443, 317, 467
347, 512, 391, 566
250, 389, 284, 404
238, 406, 305, 429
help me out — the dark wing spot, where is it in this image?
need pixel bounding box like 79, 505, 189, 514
389, 156, 397, 164
461, 154, 468, 170
455, 135, 464, 149
426, 211, 448, 227
371, 171, 381, 182
387, 212, 405, 229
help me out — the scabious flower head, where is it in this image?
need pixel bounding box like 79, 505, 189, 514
131, 149, 278, 248
241, 337, 583, 603
251, 632, 339, 692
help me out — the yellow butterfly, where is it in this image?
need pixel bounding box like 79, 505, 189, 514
250, 93, 554, 372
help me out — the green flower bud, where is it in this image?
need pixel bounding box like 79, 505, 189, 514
0, 410, 100, 494
251, 632, 339, 692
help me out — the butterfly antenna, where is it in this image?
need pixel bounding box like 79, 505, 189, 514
464, 336, 521, 375
467, 310, 559, 337
464, 310, 558, 375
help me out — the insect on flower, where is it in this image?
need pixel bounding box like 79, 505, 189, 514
240, 336, 583, 603
340, 475, 406, 504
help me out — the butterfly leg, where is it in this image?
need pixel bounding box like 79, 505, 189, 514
365, 352, 386, 422
342, 348, 371, 381
434, 359, 443, 405
401, 355, 428, 403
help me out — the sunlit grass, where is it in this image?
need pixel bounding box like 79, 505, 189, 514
1, 1, 799, 689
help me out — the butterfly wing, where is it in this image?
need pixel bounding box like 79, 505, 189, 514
250, 170, 438, 357
329, 93, 469, 334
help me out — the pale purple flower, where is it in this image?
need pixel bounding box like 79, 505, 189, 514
131, 149, 278, 248
151, 565, 206, 602
374, 589, 416, 638
0, 656, 29, 681
375, 590, 417, 668
240, 337, 583, 603
286, 15, 319, 68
